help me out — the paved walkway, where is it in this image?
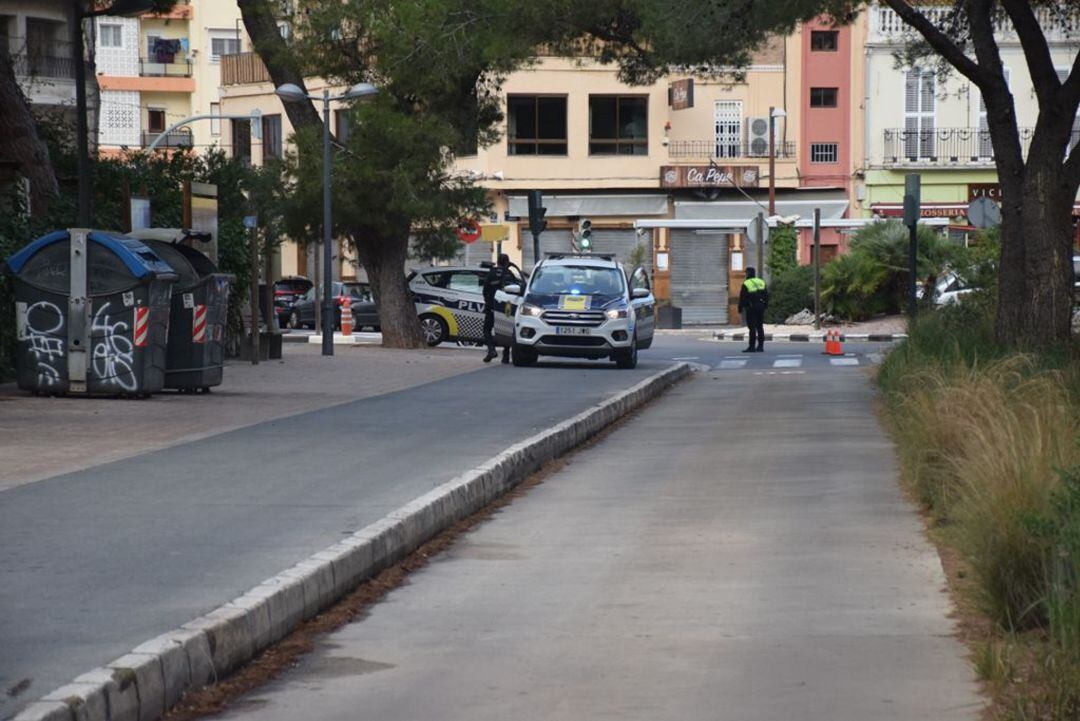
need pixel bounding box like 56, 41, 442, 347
217, 363, 982, 721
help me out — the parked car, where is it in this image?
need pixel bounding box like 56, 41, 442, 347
286, 281, 379, 331
493, 253, 655, 368
272, 276, 313, 325
407, 265, 526, 346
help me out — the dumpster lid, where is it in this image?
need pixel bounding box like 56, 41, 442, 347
126, 227, 213, 244
4, 229, 176, 278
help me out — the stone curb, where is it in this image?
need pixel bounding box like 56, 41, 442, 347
13, 363, 692, 721
712, 331, 908, 343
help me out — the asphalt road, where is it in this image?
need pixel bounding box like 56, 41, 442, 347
0, 355, 670, 719
216, 338, 981, 721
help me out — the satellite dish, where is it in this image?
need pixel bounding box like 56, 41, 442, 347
967, 196, 1002, 228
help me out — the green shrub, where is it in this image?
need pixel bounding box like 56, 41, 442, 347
765, 265, 814, 324
766, 224, 798, 279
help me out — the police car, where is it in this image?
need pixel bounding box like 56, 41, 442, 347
493, 253, 655, 368
408, 265, 526, 346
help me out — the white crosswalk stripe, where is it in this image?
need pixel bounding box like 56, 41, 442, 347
829, 357, 860, 366
773, 357, 803, 368
719, 359, 748, 369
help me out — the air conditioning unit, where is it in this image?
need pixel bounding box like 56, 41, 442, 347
746, 117, 771, 157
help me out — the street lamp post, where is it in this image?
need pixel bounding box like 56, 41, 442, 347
275, 82, 378, 357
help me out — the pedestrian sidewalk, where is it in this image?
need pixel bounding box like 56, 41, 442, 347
0, 344, 482, 491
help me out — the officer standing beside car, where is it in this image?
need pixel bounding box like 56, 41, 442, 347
482, 253, 513, 363
738, 266, 769, 352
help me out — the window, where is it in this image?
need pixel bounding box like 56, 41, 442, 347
210, 102, 220, 135
810, 87, 838, 108
810, 142, 838, 163
145, 35, 160, 58
423, 271, 451, 288
904, 69, 935, 158
977, 69, 1009, 158
714, 100, 742, 158
810, 30, 838, 51
1055, 68, 1080, 153
447, 271, 484, 293
335, 109, 350, 145
507, 95, 567, 155
232, 118, 251, 165
208, 30, 240, 62
262, 114, 282, 159
589, 95, 648, 155
100, 23, 122, 48
147, 109, 166, 133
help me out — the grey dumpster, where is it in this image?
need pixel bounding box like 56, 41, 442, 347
127, 230, 234, 392
2, 229, 177, 396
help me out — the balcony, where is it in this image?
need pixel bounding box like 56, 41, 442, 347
5, 37, 89, 80
141, 129, 193, 149
221, 52, 271, 86
139, 57, 192, 77
668, 139, 797, 160
882, 127, 1046, 166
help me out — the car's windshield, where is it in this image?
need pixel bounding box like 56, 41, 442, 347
529, 266, 625, 297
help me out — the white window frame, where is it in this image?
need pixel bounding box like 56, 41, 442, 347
99, 23, 123, 48
714, 100, 742, 159
904, 69, 936, 159
1055, 67, 1080, 155
208, 29, 241, 63
977, 68, 1010, 159
810, 142, 839, 164
210, 102, 221, 136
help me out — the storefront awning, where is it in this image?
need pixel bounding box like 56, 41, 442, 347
873, 201, 1080, 218
674, 198, 850, 221
507, 194, 669, 218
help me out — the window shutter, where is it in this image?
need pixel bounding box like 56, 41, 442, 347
905, 72, 919, 113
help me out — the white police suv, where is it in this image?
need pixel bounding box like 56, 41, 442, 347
494, 254, 655, 368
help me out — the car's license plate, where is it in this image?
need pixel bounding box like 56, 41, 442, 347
555, 326, 591, 336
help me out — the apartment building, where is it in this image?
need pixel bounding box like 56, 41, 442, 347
0, 1, 94, 135
861, 3, 1080, 236
94, 0, 244, 154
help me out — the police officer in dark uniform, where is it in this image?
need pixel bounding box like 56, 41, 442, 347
482, 254, 512, 363
738, 266, 769, 352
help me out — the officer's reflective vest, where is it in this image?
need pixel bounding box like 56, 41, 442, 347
743, 277, 766, 293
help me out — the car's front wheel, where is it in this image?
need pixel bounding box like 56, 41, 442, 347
512, 344, 537, 367
419, 315, 447, 347
615, 335, 638, 369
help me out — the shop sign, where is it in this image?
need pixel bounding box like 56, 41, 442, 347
669, 79, 694, 110
660, 165, 760, 189
968, 183, 1002, 202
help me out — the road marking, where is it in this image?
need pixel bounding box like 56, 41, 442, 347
773, 358, 803, 368
829, 357, 860, 366
672, 356, 700, 361
754, 370, 806, 375
777, 354, 803, 358
719, 359, 748, 370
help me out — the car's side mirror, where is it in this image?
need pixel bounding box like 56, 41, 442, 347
631, 287, 650, 299
503, 284, 522, 295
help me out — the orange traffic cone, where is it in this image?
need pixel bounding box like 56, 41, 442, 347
341, 295, 353, 337
826, 329, 844, 356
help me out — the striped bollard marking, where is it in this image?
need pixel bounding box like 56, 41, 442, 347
192, 304, 207, 344
134, 307, 150, 348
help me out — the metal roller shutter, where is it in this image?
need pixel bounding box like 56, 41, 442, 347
522, 229, 574, 270
669, 230, 729, 325
588, 229, 652, 269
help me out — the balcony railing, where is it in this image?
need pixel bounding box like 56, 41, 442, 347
139, 57, 192, 77
668, 139, 797, 160
221, 52, 272, 86
882, 127, 1047, 165
141, 129, 193, 149
870, 3, 1079, 42
5, 37, 88, 79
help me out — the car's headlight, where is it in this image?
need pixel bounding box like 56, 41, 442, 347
521, 303, 543, 317
605, 307, 628, 320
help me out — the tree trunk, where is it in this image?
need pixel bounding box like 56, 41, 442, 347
237, 0, 322, 133
0, 52, 59, 217
996, 152, 1076, 347
356, 236, 425, 349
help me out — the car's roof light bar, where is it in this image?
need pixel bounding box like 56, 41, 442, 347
543, 252, 616, 261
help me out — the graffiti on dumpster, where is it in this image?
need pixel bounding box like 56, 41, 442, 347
21, 301, 64, 387
91, 302, 137, 391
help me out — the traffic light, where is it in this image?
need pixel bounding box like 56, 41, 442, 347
527, 190, 547, 236
577, 218, 593, 251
